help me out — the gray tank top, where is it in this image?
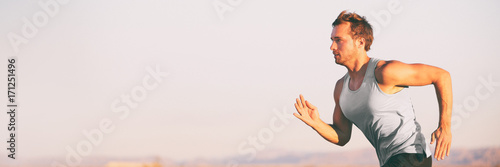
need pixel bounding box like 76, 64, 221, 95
339, 58, 431, 166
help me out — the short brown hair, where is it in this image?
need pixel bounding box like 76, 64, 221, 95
332, 10, 374, 51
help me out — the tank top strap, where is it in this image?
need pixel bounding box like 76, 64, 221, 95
366, 58, 381, 79
342, 58, 380, 86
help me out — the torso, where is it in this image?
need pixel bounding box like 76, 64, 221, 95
339, 58, 431, 166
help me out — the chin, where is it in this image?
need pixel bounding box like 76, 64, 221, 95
335, 58, 344, 65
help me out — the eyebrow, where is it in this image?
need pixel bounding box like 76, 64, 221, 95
331, 36, 342, 40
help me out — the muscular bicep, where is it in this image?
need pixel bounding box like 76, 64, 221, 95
376, 60, 450, 87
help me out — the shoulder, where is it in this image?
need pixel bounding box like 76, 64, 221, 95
334, 77, 345, 102
374, 60, 412, 84
335, 77, 344, 91
375, 60, 407, 72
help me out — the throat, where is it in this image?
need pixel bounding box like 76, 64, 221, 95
348, 77, 364, 91
347, 59, 370, 91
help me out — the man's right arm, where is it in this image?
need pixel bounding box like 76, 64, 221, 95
329, 78, 352, 146
294, 78, 352, 146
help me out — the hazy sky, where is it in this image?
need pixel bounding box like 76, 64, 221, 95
0, 0, 499, 164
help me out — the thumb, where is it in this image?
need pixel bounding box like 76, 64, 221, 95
430, 132, 436, 144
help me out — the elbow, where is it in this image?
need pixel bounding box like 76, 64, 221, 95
441, 70, 451, 79
336, 141, 347, 147
441, 70, 452, 84
335, 136, 351, 147
327, 124, 352, 147
433, 69, 451, 84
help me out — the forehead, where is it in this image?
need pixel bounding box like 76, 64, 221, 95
331, 23, 351, 38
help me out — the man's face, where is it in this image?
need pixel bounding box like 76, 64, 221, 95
330, 23, 358, 65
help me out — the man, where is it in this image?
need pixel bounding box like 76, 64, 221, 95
293, 11, 452, 167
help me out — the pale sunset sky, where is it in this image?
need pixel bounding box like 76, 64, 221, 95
0, 0, 499, 163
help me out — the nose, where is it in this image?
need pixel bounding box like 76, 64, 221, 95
330, 41, 337, 51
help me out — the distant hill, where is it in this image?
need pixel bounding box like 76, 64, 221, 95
1, 147, 499, 167
209, 147, 500, 167
433, 147, 500, 166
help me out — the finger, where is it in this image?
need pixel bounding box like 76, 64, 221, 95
305, 100, 316, 110
296, 98, 303, 108
295, 103, 303, 112
446, 142, 451, 157
434, 145, 440, 160
441, 137, 447, 160
433, 136, 439, 159
441, 146, 446, 160
293, 113, 306, 124
431, 132, 437, 159
293, 113, 301, 119
300, 94, 307, 108
294, 103, 300, 113
293, 113, 312, 125
445, 140, 451, 159
438, 137, 445, 160
436, 137, 443, 160
295, 103, 309, 118
437, 143, 443, 160
441, 139, 448, 160
443, 142, 449, 160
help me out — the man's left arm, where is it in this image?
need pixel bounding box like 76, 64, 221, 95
376, 60, 452, 161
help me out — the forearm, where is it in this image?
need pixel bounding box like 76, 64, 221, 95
434, 70, 453, 128
311, 120, 347, 146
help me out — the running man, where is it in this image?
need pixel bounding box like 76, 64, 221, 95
293, 11, 452, 167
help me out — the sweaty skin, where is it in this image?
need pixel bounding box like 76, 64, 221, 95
293, 22, 452, 161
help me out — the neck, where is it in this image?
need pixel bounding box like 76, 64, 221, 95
345, 53, 370, 81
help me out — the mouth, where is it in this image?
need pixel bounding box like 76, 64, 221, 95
334, 53, 340, 58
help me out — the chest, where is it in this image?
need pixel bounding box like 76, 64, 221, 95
339, 81, 411, 124
348, 77, 364, 91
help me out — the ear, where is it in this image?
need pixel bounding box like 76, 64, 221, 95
356, 37, 366, 50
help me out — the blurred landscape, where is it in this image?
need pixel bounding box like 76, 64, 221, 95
1, 147, 499, 167
1, 1, 500, 167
